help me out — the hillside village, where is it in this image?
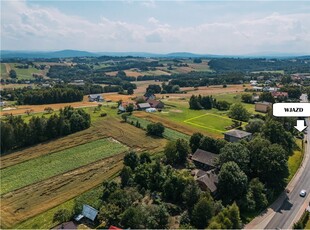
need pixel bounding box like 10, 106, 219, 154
1, 55, 310, 229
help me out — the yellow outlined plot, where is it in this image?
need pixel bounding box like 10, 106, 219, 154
184, 113, 247, 133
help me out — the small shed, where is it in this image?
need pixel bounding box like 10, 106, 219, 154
75, 204, 98, 222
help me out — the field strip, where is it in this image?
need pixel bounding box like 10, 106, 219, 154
0, 153, 125, 228
0, 138, 128, 195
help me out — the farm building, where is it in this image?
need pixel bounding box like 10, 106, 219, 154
255, 101, 272, 113
224, 129, 252, 142
88, 94, 104, 102
146, 99, 165, 109
137, 102, 151, 110
194, 169, 218, 195
191, 149, 218, 170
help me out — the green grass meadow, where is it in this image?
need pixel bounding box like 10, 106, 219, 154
0, 138, 128, 195
10, 63, 42, 80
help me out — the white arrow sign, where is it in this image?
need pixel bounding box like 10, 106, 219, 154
294, 120, 307, 132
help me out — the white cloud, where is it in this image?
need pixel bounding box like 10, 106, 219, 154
1, 0, 310, 54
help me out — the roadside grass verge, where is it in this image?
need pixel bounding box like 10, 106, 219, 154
0, 138, 128, 195
287, 139, 304, 182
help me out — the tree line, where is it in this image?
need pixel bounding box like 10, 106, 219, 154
17, 87, 83, 105
1, 106, 91, 154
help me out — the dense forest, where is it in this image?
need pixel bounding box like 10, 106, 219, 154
0, 106, 91, 154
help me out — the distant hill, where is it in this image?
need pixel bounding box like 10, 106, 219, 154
1, 50, 97, 58
1, 50, 308, 59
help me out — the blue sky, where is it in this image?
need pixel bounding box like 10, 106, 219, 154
1, 0, 310, 54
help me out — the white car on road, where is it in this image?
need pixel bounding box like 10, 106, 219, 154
300, 189, 307, 197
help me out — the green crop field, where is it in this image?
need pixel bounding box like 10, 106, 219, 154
0, 138, 128, 195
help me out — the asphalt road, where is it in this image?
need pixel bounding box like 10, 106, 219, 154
265, 94, 310, 229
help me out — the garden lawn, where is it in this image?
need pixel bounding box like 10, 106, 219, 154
0, 138, 128, 195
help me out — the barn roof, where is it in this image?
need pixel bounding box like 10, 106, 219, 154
192, 149, 218, 167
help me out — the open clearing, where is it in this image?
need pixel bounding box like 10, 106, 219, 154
0, 138, 128, 195
0, 153, 124, 228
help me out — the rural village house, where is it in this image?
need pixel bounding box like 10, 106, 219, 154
224, 129, 252, 142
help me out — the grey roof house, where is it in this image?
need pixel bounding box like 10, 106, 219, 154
224, 129, 252, 143
88, 94, 104, 102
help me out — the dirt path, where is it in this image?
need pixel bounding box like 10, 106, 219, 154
0, 154, 125, 228
4, 63, 11, 73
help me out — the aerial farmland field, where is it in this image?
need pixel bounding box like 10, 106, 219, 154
0, 138, 128, 195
